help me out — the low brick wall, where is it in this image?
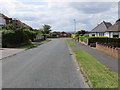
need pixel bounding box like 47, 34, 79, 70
96, 43, 120, 59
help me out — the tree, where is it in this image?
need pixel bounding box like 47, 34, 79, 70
76, 30, 86, 36
42, 24, 52, 34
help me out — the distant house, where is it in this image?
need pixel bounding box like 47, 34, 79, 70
105, 20, 120, 38
89, 21, 112, 37
0, 13, 12, 29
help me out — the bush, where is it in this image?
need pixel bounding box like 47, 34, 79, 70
2, 30, 30, 47
79, 36, 88, 43
75, 36, 120, 46
23, 29, 36, 41
50, 33, 58, 38
88, 37, 120, 45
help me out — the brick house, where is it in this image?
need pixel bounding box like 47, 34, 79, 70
0, 13, 12, 29
0, 13, 32, 30
13, 19, 32, 30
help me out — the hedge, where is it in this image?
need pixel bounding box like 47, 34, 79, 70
75, 36, 120, 46
2, 30, 30, 47
87, 37, 120, 45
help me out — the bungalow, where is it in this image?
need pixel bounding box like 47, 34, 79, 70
0, 13, 12, 29
105, 20, 120, 38
89, 21, 112, 37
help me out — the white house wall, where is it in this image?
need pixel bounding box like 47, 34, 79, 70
105, 32, 120, 38
89, 33, 105, 37
0, 17, 6, 29
105, 32, 109, 37
0, 17, 6, 25
89, 33, 96, 36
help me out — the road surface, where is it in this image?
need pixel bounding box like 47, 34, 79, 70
2, 38, 85, 88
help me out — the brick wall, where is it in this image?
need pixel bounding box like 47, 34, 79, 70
96, 43, 120, 59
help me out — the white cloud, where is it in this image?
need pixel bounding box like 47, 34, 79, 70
0, 0, 118, 32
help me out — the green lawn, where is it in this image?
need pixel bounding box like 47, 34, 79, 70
73, 50, 118, 88
19, 40, 51, 49
66, 39, 76, 47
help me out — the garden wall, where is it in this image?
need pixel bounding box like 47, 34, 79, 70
96, 43, 120, 59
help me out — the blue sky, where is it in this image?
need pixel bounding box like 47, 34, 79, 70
0, 0, 118, 32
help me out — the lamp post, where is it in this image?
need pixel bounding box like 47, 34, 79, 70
74, 19, 76, 34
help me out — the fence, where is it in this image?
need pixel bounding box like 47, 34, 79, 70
96, 42, 120, 59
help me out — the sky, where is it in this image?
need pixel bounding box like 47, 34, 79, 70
0, 0, 119, 32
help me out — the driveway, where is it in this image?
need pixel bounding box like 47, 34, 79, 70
2, 38, 85, 88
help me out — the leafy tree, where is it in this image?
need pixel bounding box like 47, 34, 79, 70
33, 29, 43, 36
42, 24, 52, 34
76, 30, 86, 36
50, 33, 57, 37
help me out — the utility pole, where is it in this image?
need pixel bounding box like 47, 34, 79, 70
74, 19, 76, 34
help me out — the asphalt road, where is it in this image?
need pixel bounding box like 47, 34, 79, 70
2, 38, 85, 88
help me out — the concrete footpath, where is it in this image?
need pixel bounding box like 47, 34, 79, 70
71, 39, 118, 73
0, 48, 25, 59
0, 40, 49, 59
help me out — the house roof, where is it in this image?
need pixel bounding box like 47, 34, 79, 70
0, 13, 11, 20
107, 20, 120, 32
90, 21, 112, 33
13, 19, 32, 30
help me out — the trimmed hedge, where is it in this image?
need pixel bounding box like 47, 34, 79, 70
75, 36, 120, 46
2, 30, 30, 47
87, 37, 120, 45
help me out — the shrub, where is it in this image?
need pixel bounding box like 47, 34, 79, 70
75, 36, 120, 46
50, 33, 57, 38
23, 29, 36, 41
88, 37, 120, 45
79, 36, 88, 43
2, 30, 30, 47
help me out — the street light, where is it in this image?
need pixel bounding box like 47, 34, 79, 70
74, 19, 76, 34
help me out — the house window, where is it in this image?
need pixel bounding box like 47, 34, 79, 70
113, 35, 119, 38
99, 33, 104, 36
92, 34, 95, 36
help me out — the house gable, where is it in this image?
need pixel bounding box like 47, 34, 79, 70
107, 20, 120, 32
90, 21, 112, 33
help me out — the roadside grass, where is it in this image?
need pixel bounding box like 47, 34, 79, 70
19, 40, 51, 49
43, 39, 52, 43
73, 50, 118, 88
66, 39, 76, 47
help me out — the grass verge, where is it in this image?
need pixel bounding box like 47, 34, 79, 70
73, 50, 118, 88
19, 40, 51, 49
66, 39, 76, 47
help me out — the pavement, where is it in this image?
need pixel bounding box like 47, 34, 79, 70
0, 48, 25, 59
71, 39, 118, 73
0, 40, 49, 59
2, 38, 86, 88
